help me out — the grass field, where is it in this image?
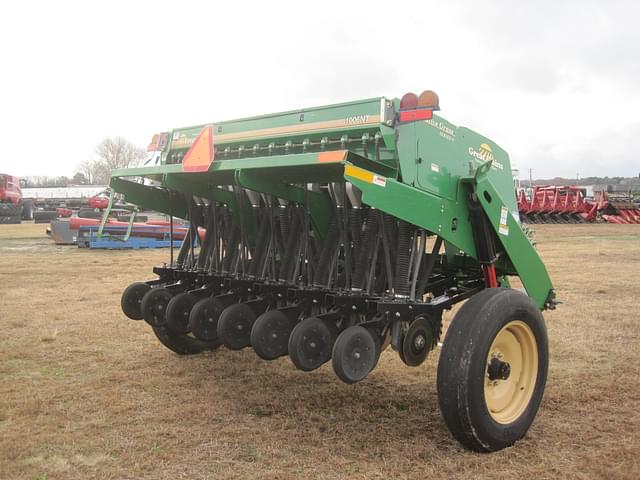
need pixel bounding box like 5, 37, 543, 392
1, 222, 639, 480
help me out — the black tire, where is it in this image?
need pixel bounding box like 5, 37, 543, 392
0, 203, 21, 216
20, 199, 34, 220
250, 309, 293, 360
217, 303, 257, 350
121, 282, 151, 320
151, 325, 220, 355
332, 325, 380, 384
78, 208, 103, 219
140, 288, 173, 327
116, 215, 148, 223
0, 215, 21, 224
189, 297, 225, 341
166, 292, 197, 334
437, 288, 549, 452
288, 316, 336, 371
33, 210, 58, 223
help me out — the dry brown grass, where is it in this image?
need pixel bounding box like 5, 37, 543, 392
1, 222, 639, 480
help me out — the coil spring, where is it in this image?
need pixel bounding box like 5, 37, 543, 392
349, 207, 364, 252
352, 209, 378, 289
278, 208, 302, 282
393, 220, 413, 296
222, 225, 239, 272
313, 214, 341, 286
279, 206, 290, 244
249, 214, 270, 276
383, 213, 398, 263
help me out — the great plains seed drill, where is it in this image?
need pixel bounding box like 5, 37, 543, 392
114, 91, 556, 452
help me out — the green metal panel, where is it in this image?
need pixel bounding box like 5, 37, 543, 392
465, 164, 554, 308
416, 116, 461, 201
397, 114, 517, 211
111, 164, 183, 178
162, 97, 395, 166
343, 162, 478, 257
235, 170, 333, 238
110, 94, 553, 308
114, 152, 343, 182
164, 174, 236, 207
110, 177, 187, 218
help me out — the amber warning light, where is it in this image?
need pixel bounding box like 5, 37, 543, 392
147, 132, 169, 152
398, 90, 440, 123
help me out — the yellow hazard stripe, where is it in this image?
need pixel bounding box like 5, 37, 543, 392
344, 164, 374, 184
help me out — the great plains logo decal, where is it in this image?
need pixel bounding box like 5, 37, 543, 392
468, 143, 504, 170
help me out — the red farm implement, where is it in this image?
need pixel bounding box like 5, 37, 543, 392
518, 186, 640, 224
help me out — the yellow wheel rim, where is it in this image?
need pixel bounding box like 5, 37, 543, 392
484, 320, 538, 424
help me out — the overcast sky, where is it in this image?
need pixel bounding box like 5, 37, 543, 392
1, 0, 638, 180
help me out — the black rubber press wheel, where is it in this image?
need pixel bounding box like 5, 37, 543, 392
288, 316, 336, 372
151, 325, 220, 355
437, 288, 549, 452
189, 297, 225, 341
140, 287, 173, 327
250, 309, 293, 360
332, 325, 380, 384
166, 292, 197, 334
120, 282, 151, 320
217, 303, 256, 350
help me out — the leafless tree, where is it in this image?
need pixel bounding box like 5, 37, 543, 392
77, 159, 96, 184
79, 137, 146, 184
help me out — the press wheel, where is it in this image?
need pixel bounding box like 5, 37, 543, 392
288, 316, 336, 371
140, 287, 173, 327
332, 325, 380, 384
189, 297, 225, 341
166, 292, 197, 334
250, 309, 293, 360
151, 325, 220, 355
217, 303, 257, 350
121, 282, 151, 320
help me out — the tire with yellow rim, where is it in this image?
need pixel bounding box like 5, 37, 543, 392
437, 288, 548, 452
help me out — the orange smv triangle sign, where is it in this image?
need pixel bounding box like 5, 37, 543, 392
182, 125, 214, 173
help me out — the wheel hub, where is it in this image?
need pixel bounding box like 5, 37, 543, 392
487, 356, 511, 381
483, 320, 539, 424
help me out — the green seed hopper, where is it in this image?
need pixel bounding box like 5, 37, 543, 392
114, 91, 556, 452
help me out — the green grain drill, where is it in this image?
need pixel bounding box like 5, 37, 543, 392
114, 91, 556, 452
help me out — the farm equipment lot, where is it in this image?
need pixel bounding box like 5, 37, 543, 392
1, 223, 638, 479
